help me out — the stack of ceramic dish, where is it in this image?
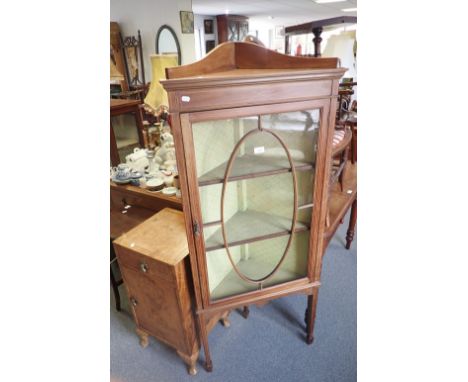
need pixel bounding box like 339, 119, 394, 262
146, 178, 165, 191
111, 164, 143, 184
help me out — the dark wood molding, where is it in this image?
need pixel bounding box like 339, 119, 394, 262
164, 42, 340, 82
284, 16, 357, 56
284, 16, 357, 35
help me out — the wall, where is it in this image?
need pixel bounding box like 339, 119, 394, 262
110, 0, 196, 82
322, 29, 357, 81
194, 14, 218, 60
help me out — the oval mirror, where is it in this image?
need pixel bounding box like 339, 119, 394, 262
155, 25, 181, 65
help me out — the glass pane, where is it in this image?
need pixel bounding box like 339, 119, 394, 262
228, 22, 238, 41
111, 114, 140, 163
192, 109, 320, 301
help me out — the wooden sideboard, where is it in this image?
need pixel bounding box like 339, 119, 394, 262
110, 181, 182, 213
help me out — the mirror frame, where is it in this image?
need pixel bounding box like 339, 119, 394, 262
155, 25, 181, 65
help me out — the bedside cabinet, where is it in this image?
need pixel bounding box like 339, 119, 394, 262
113, 208, 230, 375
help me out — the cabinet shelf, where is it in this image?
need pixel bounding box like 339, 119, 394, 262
198, 154, 314, 186
210, 257, 306, 301
204, 209, 309, 252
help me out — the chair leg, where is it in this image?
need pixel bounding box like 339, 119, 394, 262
346, 198, 357, 249
339, 147, 349, 192
110, 267, 121, 312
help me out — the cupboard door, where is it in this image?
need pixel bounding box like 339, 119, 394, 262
121, 265, 188, 352
190, 109, 321, 301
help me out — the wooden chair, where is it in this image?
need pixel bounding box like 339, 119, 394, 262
325, 126, 352, 227
338, 82, 357, 164
111, 86, 149, 103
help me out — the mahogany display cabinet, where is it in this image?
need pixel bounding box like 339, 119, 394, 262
216, 14, 249, 43
161, 42, 346, 372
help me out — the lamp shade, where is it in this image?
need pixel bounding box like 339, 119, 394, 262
144, 54, 178, 112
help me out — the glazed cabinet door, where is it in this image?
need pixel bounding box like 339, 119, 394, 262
182, 101, 330, 305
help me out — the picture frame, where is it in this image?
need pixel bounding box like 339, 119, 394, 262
204, 19, 214, 34
275, 26, 285, 39
180, 11, 194, 34
205, 40, 215, 54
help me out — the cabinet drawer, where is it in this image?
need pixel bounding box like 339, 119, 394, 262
121, 265, 191, 353
111, 189, 149, 210
113, 243, 175, 285
111, 187, 182, 212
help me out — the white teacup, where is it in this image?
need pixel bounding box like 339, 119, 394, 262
115, 164, 131, 180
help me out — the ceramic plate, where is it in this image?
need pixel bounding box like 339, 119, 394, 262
162, 187, 177, 196
112, 177, 131, 184
129, 172, 143, 179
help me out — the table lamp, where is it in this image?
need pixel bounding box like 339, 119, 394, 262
144, 54, 179, 116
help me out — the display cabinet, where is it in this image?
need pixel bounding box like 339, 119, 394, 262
161, 42, 345, 371
110, 99, 145, 166
216, 15, 248, 43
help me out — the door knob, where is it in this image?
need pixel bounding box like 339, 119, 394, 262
140, 262, 148, 273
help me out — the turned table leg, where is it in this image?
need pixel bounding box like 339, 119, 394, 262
135, 328, 149, 348
241, 305, 250, 319
346, 198, 357, 249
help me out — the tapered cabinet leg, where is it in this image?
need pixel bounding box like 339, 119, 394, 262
345, 198, 357, 249
196, 313, 213, 372
136, 328, 149, 348
241, 305, 250, 319
305, 290, 319, 345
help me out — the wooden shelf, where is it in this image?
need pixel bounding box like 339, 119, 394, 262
204, 209, 309, 252
210, 257, 306, 301
198, 154, 313, 186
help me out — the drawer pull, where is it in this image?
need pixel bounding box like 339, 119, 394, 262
130, 297, 138, 307
140, 262, 149, 273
